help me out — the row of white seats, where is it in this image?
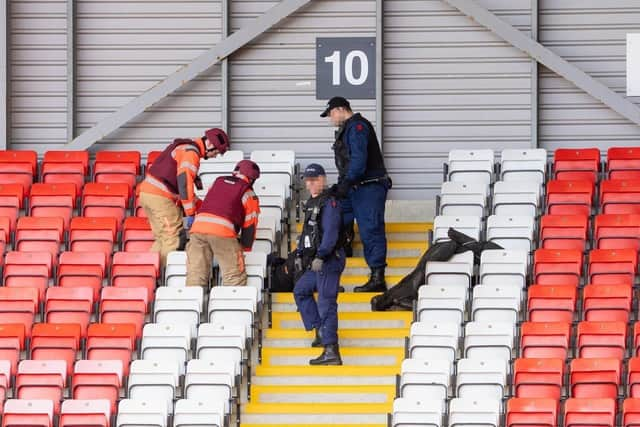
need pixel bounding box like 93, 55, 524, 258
392, 397, 502, 427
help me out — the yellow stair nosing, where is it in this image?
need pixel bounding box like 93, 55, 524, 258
243, 402, 392, 414
265, 328, 409, 340
340, 275, 404, 285
346, 257, 420, 268
353, 241, 427, 250
250, 384, 395, 394
261, 347, 404, 356
254, 365, 401, 377
271, 311, 412, 321
272, 292, 382, 304
294, 222, 432, 233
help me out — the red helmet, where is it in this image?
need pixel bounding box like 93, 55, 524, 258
204, 128, 229, 154
234, 160, 261, 181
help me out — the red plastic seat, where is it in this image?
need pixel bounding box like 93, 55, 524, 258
513, 358, 564, 400
16, 359, 67, 414
59, 399, 110, 427
3, 252, 53, 301
122, 217, 153, 252
0, 288, 38, 339
31, 323, 82, 374
627, 358, 640, 398
564, 398, 616, 427
93, 151, 141, 195
0, 324, 26, 375
68, 216, 117, 261
57, 251, 107, 302
631, 323, 640, 356
81, 183, 130, 227
546, 180, 594, 217
527, 285, 577, 323
533, 249, 583, 287
99, 288, 148, 339
607, 147, 640, 180
0, 150, 37, 196
583, 284, 632, 323
0, 217, 10, 255
588, 249, 637, 286
72, 360, 122, 414
44, 287, 94, 336
15, 216, 64, 262
144, 151, 162, 174
29, 183, 77, 229
623, 398, 640, 427
600, 179, 640, 214
0, 183, 25, 232
595, 214, 640, 251
539, 215, 588, 251
577, 321, 627, 360
111, 251, 159, 301
0, 360, 11, 403
520, 321, 572, 360
86, 323, 136, 376
506, 398, 558, 427
41, 151, 89, 196
570, 358, 621, 400
2, 399, 54, 427
554, 148, 600, 183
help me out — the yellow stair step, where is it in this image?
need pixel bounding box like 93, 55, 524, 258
260, 347, 405, 366
295, 222, 432, 233
250, 384, 396, 402
265, 328, 409, 340
271, 311, 412, 329
353, 241, 427, 250
340, 275, 403, 285
242, 424, 385, 427
272, 292, 381, 304
243, 402, 392, 414
255, 365, 401, 377
346, 257, 418, 268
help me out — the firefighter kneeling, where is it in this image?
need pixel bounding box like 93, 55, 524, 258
294, 164, 346, 365
186, 160, 261, 287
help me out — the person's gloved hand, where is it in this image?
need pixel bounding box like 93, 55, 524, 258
311, 258, 324, 272
330, 182, 351, 199
185, 216, 195, 229
294, 257, 303, 273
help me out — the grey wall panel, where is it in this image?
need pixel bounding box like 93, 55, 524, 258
9, 0, 68, 148
539, 0, 640, 152
383, 0, 533, 200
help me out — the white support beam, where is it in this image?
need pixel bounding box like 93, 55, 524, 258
66, 0, 313, 150
444, 0, 640, 127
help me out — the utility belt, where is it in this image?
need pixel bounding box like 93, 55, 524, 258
359, 174, 392, 189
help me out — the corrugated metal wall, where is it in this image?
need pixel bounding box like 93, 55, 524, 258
6, 0, 640, 198
539, 0, 640, 152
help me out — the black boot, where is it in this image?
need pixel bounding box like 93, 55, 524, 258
311, 328, 323, 348
309, 344, 343, 366
353, 268, 387, 293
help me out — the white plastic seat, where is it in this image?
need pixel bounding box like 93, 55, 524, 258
117, 399, 168, 427
409, 322, 459, 366
198, 151, 244, 191
417, 285, 466, 325
463, 322, 514, 362
479, 249, 528, 291
3, 399, 54, 427
250, 150, 295, 173
400, 358, 451, 407
471, 285, 521, 324
208, 286, 258, 337
432, 216, 481, 244
392, 397, 443, 427
455, 358, 508, 402
140, 323, 192, 375
448, 398, 501, 427
500, 148, 547, 184
185, 359, 236, 414
438, 182, 488, 217
197, 323, 246, 375
425, 251, 474, 298
61, 400, 111, 427
127, 360, 180, 415
154, 286, 203, 336
492, 181, 542, 217
244, 251, 267, 278
447, 149, 494, 186
165, 251, 187, 287
254, 174, 292, 199
174, 399, 225, 427
486, 215, 535, 252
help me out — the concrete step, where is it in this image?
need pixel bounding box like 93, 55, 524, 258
294, 222, 432, 235
260, 346, 404, 367
241, 403, 391, 425
271, 292, 381, 313
250, 384, 395, 404
271, 311, 412, 330
263, 328, 407, 348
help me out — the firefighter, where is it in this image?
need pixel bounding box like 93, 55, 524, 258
294, 163, 346, 366
321, 96, 392, 293
138, 128, 230, 266
185, 160, 261, 287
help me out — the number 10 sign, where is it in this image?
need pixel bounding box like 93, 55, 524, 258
316, 37, 376, 100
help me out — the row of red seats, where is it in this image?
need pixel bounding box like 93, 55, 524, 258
552, 147, 640, 183
2, 398, 112, 427
506, 397, 640, 427
546, 179, 640, 217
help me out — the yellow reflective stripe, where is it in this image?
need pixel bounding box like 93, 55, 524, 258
179, 161, 198, 173
195, 215, 236, 231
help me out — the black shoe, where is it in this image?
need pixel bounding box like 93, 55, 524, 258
353, 267, 387, 293
338, 286, 345, 293
311, 328, 323, 348
344, 243, 353, 258
309, 344, 343, 365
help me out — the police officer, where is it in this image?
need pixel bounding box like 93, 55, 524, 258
321, 97, 391, 293
294, 164, 346, 365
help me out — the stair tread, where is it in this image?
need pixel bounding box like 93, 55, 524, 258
346, 257, 419, 268
272, 292, 381, 304
255, 365, 401, 377
243, 403, 392, 414
295, 222, 432, 233
265, 328, 409, 339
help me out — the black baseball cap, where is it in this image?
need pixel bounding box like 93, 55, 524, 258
320, 96, 351, 117
303, 163, 326, 178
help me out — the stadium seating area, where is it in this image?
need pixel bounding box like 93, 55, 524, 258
392, 147, 640, 427
0, 149, 297, 427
